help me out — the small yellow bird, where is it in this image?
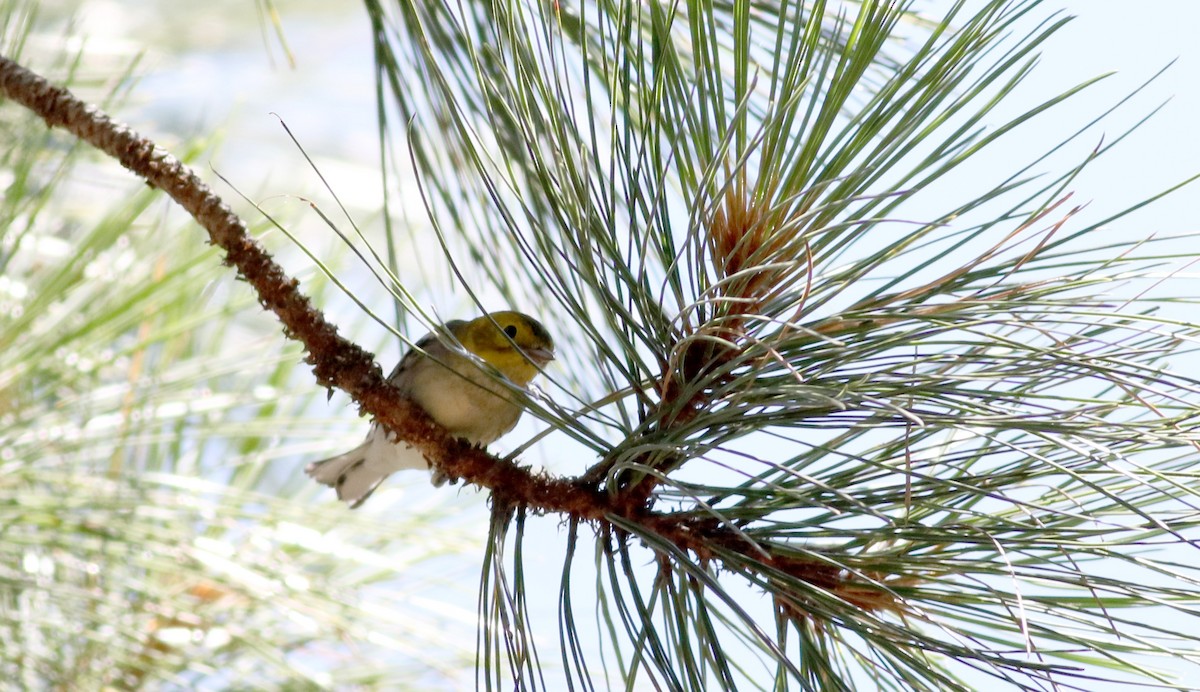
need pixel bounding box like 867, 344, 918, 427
306, 311, 555, 507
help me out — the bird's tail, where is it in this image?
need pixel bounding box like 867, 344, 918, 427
305, 440, 387, 509
307, 425, 435, 506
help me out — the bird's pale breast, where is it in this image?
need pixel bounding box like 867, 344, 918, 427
405, 349, 524, 444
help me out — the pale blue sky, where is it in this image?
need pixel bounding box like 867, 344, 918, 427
1009, 1, 1200, 227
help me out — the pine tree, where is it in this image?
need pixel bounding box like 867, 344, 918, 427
4, 1, 1200, 689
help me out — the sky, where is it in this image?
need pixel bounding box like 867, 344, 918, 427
1002, 1, 1200, 228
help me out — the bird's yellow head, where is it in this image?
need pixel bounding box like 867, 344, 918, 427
459, 311, 555, 386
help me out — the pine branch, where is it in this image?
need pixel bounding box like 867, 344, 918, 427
0, 53, 871, 613
0, 54, 457, 487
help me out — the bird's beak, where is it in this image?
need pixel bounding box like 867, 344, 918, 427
524, 347, 556, 367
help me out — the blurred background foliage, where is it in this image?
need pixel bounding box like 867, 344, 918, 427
1, 0, 485, 687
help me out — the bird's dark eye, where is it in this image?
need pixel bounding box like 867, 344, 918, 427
504, 325, 518, 338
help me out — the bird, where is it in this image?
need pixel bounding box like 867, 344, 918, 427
306, 311, 555, 507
